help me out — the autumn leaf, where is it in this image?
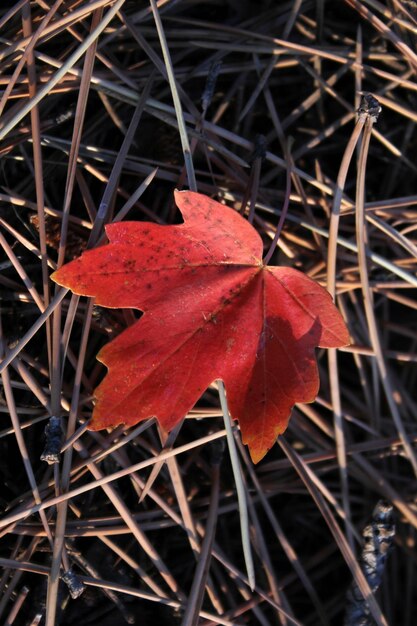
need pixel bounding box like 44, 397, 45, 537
52, 191, 349, 462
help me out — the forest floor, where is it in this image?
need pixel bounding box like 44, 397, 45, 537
0, 1, 417, 625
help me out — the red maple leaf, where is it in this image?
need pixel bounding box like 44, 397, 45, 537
52, 191, 349, 462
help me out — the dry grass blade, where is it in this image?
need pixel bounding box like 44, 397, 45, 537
0, 0, 127, 141
149, 0, 196, 191
181, 446, 221, 626
326, 114, 366, 550
278, 438, 388, 626
355, 111, 417, 477
139, 421, 182, 503
0, 430, 227, 529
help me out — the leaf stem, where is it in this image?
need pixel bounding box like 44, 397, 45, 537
263, 142, 292, 265
217, 380, 255, 591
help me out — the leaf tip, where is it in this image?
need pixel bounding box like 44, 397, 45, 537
50, 262, 81, 293
245, 421, 290, 464
50, 267, 64, 287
